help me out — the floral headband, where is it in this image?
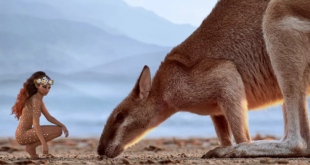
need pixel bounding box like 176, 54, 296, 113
34, 76, 54, 85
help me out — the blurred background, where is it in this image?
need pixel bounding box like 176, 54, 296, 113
0, 0, 296, 139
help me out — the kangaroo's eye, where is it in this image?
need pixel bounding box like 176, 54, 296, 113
115, 113, 125, 121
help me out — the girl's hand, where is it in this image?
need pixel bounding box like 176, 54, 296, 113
42, 143, 49, 155
62, 125, 69, 138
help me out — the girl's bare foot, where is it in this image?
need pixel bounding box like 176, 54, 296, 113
25, 146, 39, 159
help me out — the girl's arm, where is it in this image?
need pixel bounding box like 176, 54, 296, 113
32, 98, 48, 154
41, 101, 69, 137
41, 101, 64, 126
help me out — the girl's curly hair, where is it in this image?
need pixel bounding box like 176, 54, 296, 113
11, 71, 51, 120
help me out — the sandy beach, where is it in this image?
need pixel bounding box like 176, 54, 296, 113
0, 134, 310, 165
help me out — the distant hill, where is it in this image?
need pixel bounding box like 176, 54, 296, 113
25, 0, 197, 46
0, 0, 64, 19
0, 13, 170, 74
86, 51, 168, 76
0, 31, 85, 74
0, 0, 122, 35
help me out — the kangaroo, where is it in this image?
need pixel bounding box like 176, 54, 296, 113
98, 0, 310, 158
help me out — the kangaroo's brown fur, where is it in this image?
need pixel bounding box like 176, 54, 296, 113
98, 0, 310, 158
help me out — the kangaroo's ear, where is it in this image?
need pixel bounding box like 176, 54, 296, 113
132, 65, 151, 100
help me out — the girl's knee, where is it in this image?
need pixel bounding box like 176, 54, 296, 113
49, 126, 62, 136
56, 126, 63, 136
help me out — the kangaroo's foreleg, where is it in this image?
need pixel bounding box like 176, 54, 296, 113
199, 60, 252, 158
210, 115, 233, 146
189, 58, 251, 145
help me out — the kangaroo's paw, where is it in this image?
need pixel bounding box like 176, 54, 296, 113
202, 140, 309, 158
202, 145, 243, 158
202, 146, 228, 158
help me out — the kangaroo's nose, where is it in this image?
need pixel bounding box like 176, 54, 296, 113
97, 144, 105, 155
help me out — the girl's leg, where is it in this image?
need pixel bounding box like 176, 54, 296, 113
23, 125, 62, 159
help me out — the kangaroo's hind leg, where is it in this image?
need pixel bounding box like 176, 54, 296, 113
265, 0, 310, 150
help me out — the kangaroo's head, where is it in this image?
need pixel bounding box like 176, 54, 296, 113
97, 65, 168, 158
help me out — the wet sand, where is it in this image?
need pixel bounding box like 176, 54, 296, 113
0, 134, 310, 165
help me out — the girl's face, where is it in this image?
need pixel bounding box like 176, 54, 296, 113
37, 84, 51, 96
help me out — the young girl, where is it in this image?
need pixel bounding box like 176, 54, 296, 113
11, 71, 69, 159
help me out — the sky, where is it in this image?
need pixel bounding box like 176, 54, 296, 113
122, 0, 219, 27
